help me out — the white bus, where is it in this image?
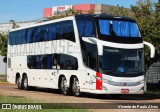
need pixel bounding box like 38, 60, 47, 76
7, 14, 155, 97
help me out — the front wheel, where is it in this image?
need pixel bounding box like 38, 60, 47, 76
71, 77, 81, 97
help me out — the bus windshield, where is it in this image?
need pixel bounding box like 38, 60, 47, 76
98, 19, 141, 38
99, 46, 144, 77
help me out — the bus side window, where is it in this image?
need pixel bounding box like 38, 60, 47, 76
47, 55, 52, 69
32, 27, 39, 42
62, 21, 75, 42
8, 33, 12, 45
21, 29, 27, 44
27, 28, 33, 43
25, 29, 28, 44
83, 41, 98, 71
27, 56, 35, 69
76, 17, 96, 37
14, 31, 19, 45
55, 23, 62, 39
52, 54, 58, 69
38, 25, 49, 42
41, 56, 47, 69
59, 54, 78, 70
36, 55, 41, 69
41, 55, 52, 69
48, 24, 56, 40
12, 32, 16, 45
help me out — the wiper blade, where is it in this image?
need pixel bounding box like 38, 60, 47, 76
100, 68, 117, 73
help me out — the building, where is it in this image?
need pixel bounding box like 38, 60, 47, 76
43, 4, 130, 17
0, 21, 37, 34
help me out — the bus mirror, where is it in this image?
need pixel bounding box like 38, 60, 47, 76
3, 57, 7, 63
143, 41, 155, 58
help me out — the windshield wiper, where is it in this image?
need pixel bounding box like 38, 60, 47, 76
100, 68, 117, 73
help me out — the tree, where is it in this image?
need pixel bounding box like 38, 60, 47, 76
109, 5, 129, 16
0, 34, 7, 56
12, 22, 19, 29
131, 0, 160, 68
66, 8, 75, 16
88, 9, 94, 14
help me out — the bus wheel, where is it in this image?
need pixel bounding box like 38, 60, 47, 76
16, 76, 22, 89
71, 77, 81, 97
60, 77, 69, 95
22, 75, 29, 90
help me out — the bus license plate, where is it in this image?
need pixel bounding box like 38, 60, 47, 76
121, 89, 129, 93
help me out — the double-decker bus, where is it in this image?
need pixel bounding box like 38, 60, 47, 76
7, 14, 155, 97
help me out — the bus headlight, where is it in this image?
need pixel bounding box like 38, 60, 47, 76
95, 75, 111, 84
96, 76, 102, 81
103, 79, 111, 84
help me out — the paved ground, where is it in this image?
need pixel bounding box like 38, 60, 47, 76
0, 83, 160, 112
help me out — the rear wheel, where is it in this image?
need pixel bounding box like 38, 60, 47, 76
16, 76, 22, 89
22, 75, 29, 90
60, 77, 69, 95
71, 77, 81, 97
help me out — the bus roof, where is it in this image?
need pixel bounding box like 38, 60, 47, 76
9, 16, 75, 32
10, 14, 135, 32
75, 14, 135, 21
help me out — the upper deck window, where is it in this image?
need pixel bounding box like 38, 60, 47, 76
98, 19, 140, 38
8, 20, 75, 45
76, 16, 96, 37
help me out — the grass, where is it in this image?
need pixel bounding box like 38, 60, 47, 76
0, 95, 87, 112
0, 75, 7, 82
144, 90, 160, 95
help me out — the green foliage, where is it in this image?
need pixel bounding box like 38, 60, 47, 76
0, 95, 87, 112
0, 75, 7, 82
131, 0, 160, 66
109, 5, 129, 16
88, 9, 94, 14
0, 34, 7, 56
12, 22, 19, 29
48, 9, 84, 20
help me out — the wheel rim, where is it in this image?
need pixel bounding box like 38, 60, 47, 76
24, 77, 28, 88
17, 77, 21, 87
72, 78, 80, 96
61, 77, 68, 94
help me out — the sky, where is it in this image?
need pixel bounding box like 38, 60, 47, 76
0, 0, 140, 23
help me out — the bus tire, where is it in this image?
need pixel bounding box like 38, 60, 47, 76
71, 77, 81, 97
22, 75, 29, 90
60, 76, 69, 95
16, 76, 22, 89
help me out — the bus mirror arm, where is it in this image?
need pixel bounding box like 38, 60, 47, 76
143, 41, 155, 58
88, 37, 103, 55
82, 37, 103, 55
